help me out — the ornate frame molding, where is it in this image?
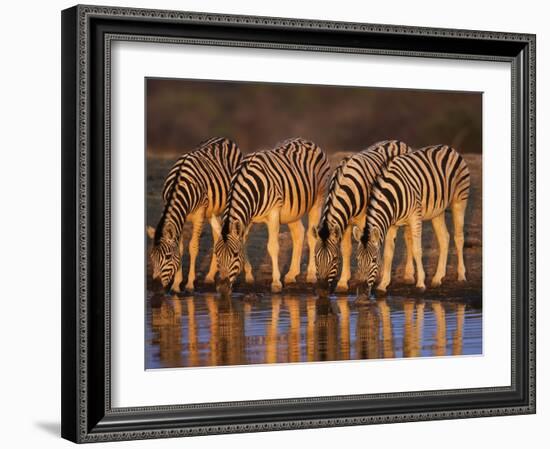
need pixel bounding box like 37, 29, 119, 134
61, 4, 536, 443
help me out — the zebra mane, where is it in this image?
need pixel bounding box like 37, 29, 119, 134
326, 155, 351, 197
196, 136, 224, 149
161, 153, 187, 203
154, 208, 169, 244
154, 154, 188, 244
161, 136, 222, 197
155, 142, 209, 244
360, 223, 370, 245
317, 155, 352, 238
221, 219, 230, 241
273, 136, 307, 149
155, 180, 186, 244
362, 173, 391, 246
220, 152, 258, 241
317, 220, 331, 242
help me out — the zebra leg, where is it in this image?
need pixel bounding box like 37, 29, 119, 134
378, 225, 398, 292
452, 198, 468, 281
170, 234, 186, 293
306, 195, 323, 283
335, 226, 352, 292
410, 217, 426, 291
204, 216, 221, 284
244, 257, 254, 283
284, 220, 305, 284
266, 210, 283, 292
243, 225, 254, 284
185, 212, 205, 292
403, 225, 415, 284
431, 213, 450, 287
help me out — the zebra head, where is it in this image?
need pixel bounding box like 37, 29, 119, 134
353, 225, 382, 299
312, 222, 342, 296
149, 223, 181, 291
215, 220, 246, 297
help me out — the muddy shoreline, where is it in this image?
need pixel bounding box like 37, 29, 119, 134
157, 278, 482, 308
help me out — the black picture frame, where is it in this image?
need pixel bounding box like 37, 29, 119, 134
61, 4, 536, 443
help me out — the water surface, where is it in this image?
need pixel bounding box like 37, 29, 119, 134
145, 293, 481, 369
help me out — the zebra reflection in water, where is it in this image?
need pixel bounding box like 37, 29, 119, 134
147, 295, 474, 369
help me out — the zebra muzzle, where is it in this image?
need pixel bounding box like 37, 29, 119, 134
316, 279, 331, 298
356, 282, 372, 299
216, 278, 232, 297
151, 277, 163, 292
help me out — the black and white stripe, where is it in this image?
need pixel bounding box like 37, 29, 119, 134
215, 137, 331, 294
354, 145, 470, 297
313, 140, 413, 293
149, 137, 242, 292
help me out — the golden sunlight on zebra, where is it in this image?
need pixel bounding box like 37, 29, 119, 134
214, 138, 331, 295
312, 140, 415, 296
353, 145, 470, 300
147, 137, 242, 292
147, 139, 471, 301
144, 79, 484, 371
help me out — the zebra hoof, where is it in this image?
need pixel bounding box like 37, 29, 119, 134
375, 288, 388, 297
204, 276, 215, 284
184, 285, 195, 293
284, 275, 297, 284
271, 281, 282, 293
245, 276, 255, 284
431, 279, 443, 288
403, 275, 415, 285
335, 284, 349, 293
416, 285, 426, 292
306, 275, 317, 284
457, 275, 467, 282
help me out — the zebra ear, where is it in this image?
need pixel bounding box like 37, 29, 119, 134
371, 227, 382, 243
311, 225, 318, 240
231, 220, 244, 237
352, 226, 363, 243
146, 226, 155, 240
165, 225, 177, 242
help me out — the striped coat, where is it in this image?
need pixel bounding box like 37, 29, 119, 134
354, 145, 470, 297
313, 140, 414, 294
148, 137, 242, 292
215, 138, 331, 294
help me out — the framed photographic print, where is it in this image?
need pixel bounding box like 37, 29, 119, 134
61, 4, 536, 443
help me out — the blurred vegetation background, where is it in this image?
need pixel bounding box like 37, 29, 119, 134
146, 78, 481, 156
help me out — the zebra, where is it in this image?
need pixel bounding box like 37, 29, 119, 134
147, 137, 243, 292
215, 138, 331, 295
353, 145, 470, 298
312, 140, 415, 295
